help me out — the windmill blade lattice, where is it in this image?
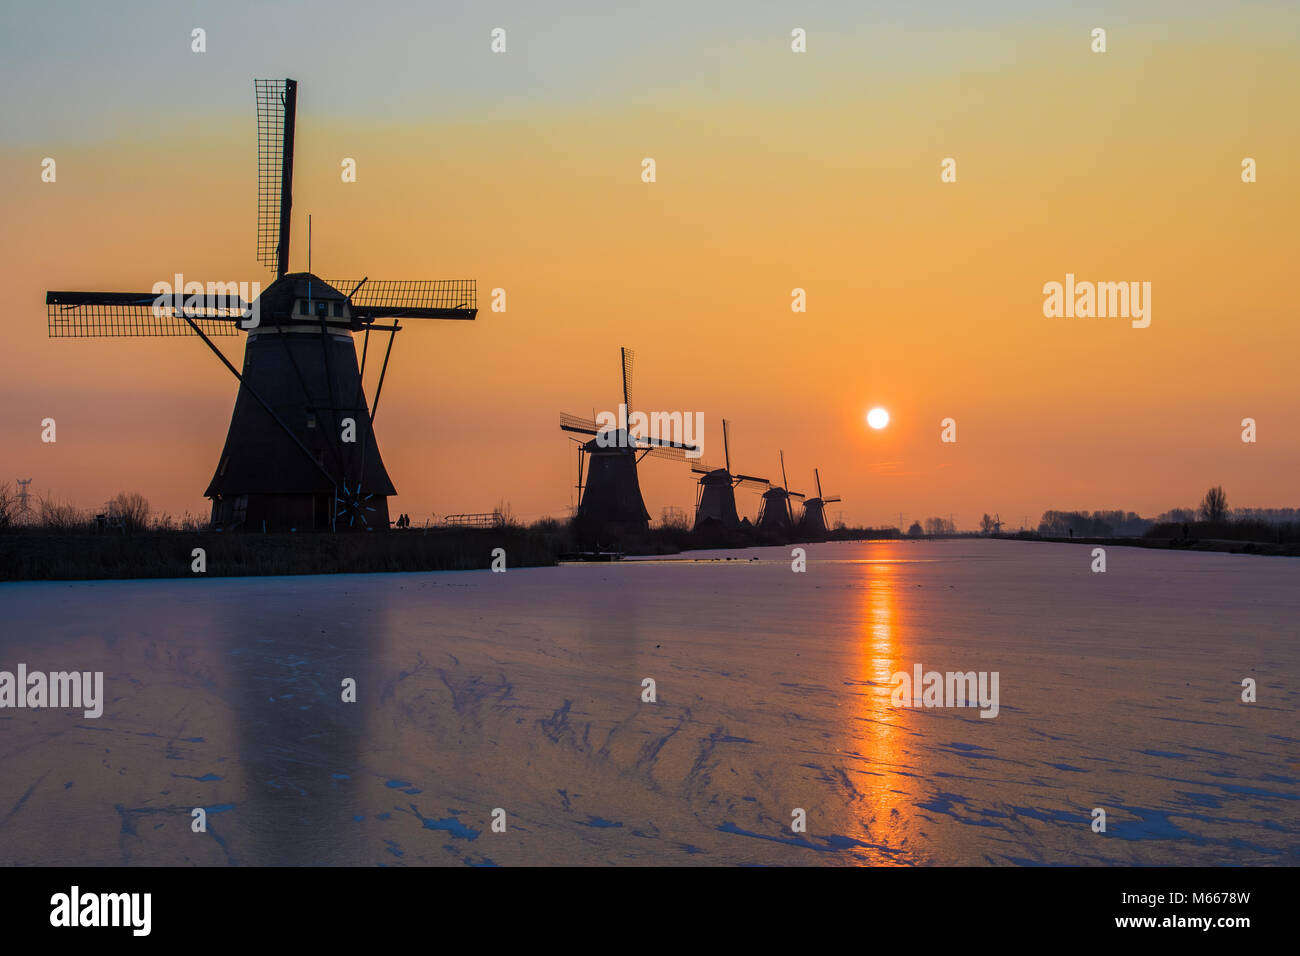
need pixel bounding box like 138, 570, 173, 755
329, 279, 477, 321
46, 292, 245, 337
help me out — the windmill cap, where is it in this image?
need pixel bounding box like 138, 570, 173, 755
253, 272, 348, 315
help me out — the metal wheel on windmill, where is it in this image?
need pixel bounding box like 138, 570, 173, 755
690, 419, 769, 531
559, 347, 698, 534
756, 450, 805, 535
797, 467, 843, 538
44, 78, 479, 532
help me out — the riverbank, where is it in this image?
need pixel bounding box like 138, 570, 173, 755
1004, 532, 1300, 557
0, 527, 567, 581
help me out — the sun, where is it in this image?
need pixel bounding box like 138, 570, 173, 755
867, 407, 890, 430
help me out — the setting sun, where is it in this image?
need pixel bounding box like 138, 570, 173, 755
867, 408, 890, 430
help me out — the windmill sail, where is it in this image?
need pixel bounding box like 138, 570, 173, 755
328, 279, 477, 321
46, 291, 245, 337
255, 78, 295, 277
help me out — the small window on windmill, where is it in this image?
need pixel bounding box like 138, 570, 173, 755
299, 299, 308, 315
219, 456, 230, 476
316, 300, 329, 318
306, 411, 317, 429
333, 301, 343, 318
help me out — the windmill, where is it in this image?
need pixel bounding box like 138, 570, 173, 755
559, 347, 697, 535
797, 468, 843, 538
756, 450, 804, 535
690, 419, 768, 530
44, 79, 477, 531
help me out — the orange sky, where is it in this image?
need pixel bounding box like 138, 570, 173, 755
3, 7, 1297, 529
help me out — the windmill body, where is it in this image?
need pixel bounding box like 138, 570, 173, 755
797, 467, 842, 538
691, 420, 767, 531
694, 468, 740, 529
45, 79, 477, 531
205, 275, 395, 530
757, 487, 797, 533
755, 450, 804, 535
577, 429, 652, 531
798, 496, 828, 536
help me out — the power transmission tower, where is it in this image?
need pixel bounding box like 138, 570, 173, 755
15, 478, 32, 522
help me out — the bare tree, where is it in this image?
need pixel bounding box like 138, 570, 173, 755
980, 513, 994, 535
659, 506, 689, 530
109, 491, 150, 532
1199, 485, 1228, 522
0, 481, 11, 532
924, 516, 954, 536
493, 498, 517, 529
39, 496, 87, 531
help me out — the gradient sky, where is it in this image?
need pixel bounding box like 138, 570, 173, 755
2, 1, 1297, 528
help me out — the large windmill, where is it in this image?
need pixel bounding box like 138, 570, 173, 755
756, 450, 804, 535
797, 468, 843, 538
560, 348, 697, 535
45, 79, 477, 531
691, 419, 768, 530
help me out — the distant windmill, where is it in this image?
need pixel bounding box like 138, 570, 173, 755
797, 468, 843, 538
44, 79, 478, 531
559, 347, 696, 534
756, 450, 804, 534
691, 419, 768, 530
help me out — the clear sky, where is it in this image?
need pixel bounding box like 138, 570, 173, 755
2, 0, 1297, 528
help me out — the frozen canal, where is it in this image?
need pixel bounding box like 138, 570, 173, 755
0, 539, 1296, 866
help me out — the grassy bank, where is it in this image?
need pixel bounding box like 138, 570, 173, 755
1003, 531, 1300, 557
0, 526, 568, 582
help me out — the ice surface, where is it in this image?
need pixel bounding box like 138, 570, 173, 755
0, 539, 1295, 865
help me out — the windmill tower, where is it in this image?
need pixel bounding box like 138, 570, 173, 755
756, 450, 804, 535
691, 419, 768, 530
559, 348, 696, 537
797, 468, 843, 538
45, 79, 478, 531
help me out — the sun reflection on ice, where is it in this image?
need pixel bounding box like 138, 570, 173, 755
852, 548, 921, 863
